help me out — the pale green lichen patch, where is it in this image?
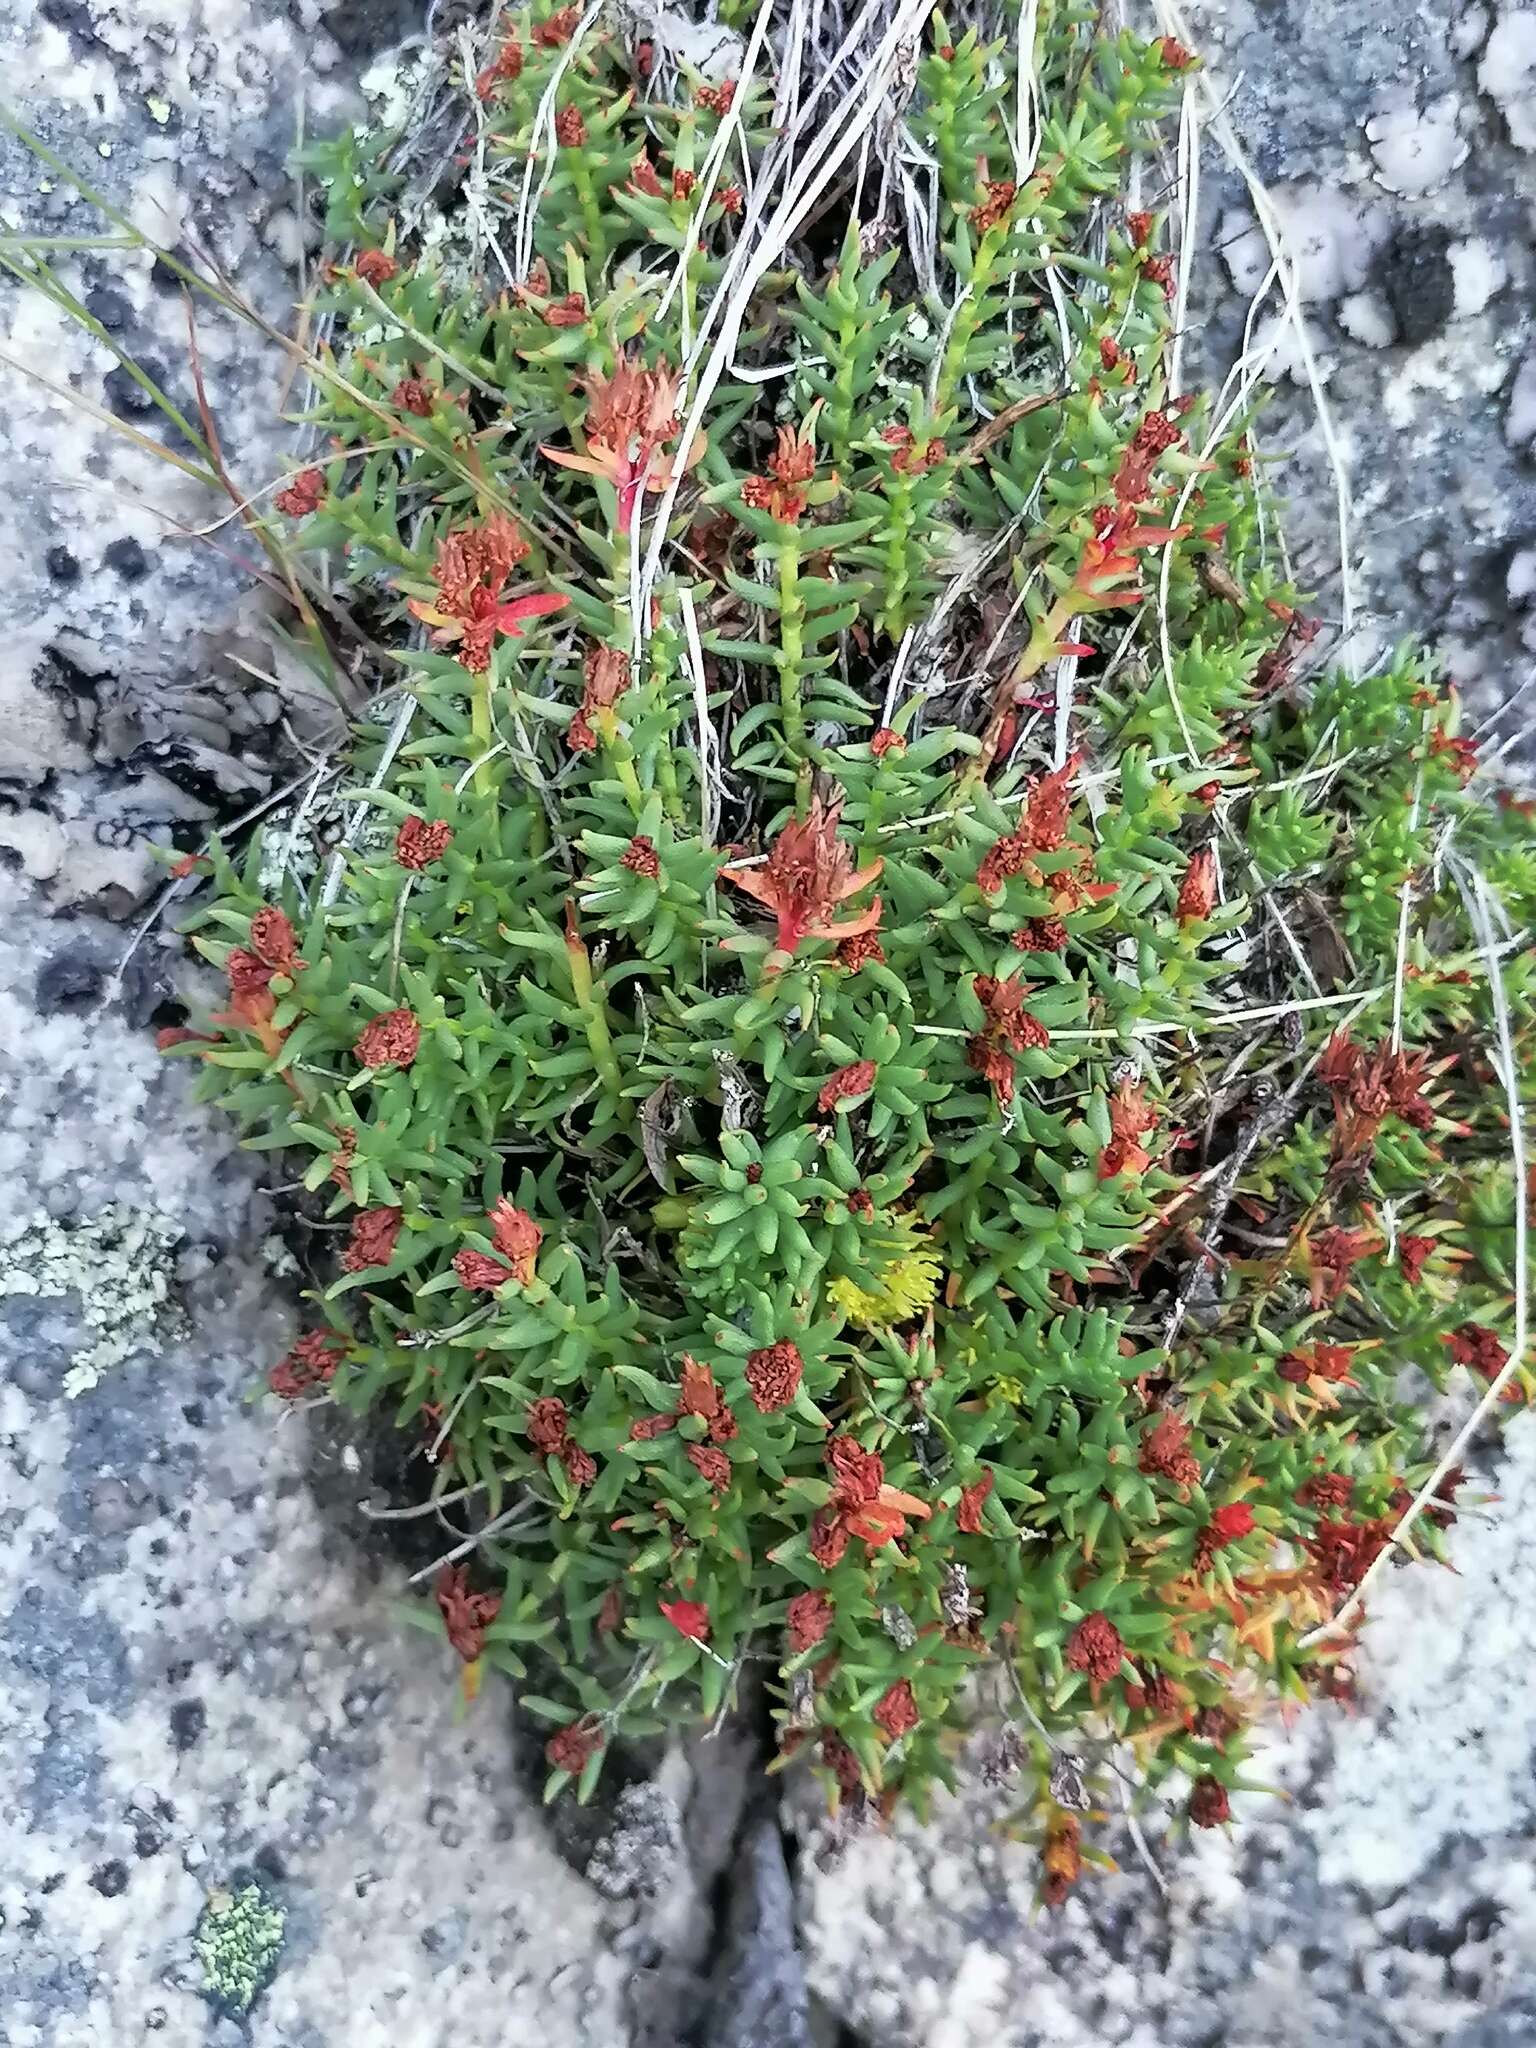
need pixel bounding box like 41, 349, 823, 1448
0, 1203, 184, 1397
193, 1882, 287, 2016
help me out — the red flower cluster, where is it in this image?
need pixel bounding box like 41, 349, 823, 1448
1399, 1233, 1436, 1286
354, 249, 397, 287
741, 421, 820, 524
454, 1248, 512, 1291
555, 104, 585, 146
1307, 1225, 1378, 1308
1139, 1410, 1199, 1490
687, 1442, 732, 1491
971, 179, 1016, 232
275, 467, 325, 517
1448, 1322, 1512, 1391
680, 1354, 740, 1441
408, 515, 566, 673
956, 1470, 993, 1534
524, 1395, 595, 1488
1177, 846, 1217, 922
268, 1327, 347, 1401
1189, 1776, 1231, 1828
1318, 1033, 1436, 1159
1065, 1611, 1124, 1683
786, 1590, 834, 1654
967, 974, 1050, 1107
695, 78, 736, 114
812, 1436, 928, 1563
1041, 1814, 1083, 1906
342, 1206, 402, 1274
1100, 1077, 1156, 1180
395, 815, 452, 869
873, 1679, 920, 1741
533, 5, 578, 44
569, 644, 630, 752
474, 36, 522, 97
975, 754, 1083, 892
355, 1007, 421, 1070
249, 906, 303, 974
1014, 916, 1069, 952
817, 1059, 877, 1115
837, 930, 886, 972
542, 353, 701, 535
391, 376, 435, 416
1305, 1513, 1396, 1597
745, 1339, 803, 1412
620, 835, 661, 878
881, 423, 946, 476
436, 1564, 500, 1661
546, 1718, 603, 1776
659, 1597, 711, 1641
724, 797, 883, 961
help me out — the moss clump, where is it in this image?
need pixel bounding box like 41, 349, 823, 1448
193, 1881, 286, 2016
150, 2, 1534, 1900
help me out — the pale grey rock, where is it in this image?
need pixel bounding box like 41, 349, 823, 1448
1182, 0, 1536, 759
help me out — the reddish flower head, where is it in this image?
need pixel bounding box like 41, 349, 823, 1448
809, 1508, 851, 1569
724, 797, 883, 962
827, 1436, 884, 1506
746, 1339, 803, 1412
342, 1206, 402, 1274
354, 248, 397, 287
680, 1440, 728, 1492
971, 179, 1016, 233
836, 930, 886, 972
546, 1718, 602, 1776
475, 37, 523, 97
395, 815, 452, 869
268, 1328, 347, 1401
956, 1470, 994, 1534
407, 516, 566, 673
873, 1679, 920, 1741
555, 104, 586, 146
786, 1588, 834, 1652
391, 376, 436, 417
1015, 916, 1069, 952
249, 906, 302, 974
620, 835, 661, 879
489, 1200, 542, 1285
659, 1597, 711, 1642
453, 1248, 511, 1292
436, 1563, 499, 1661
1177, 846, 1218, 923
1139, 1412, 1200, 1490
526, 1396, 570, 1455
870, 726, 906, 758
817, 1060, 877, 1115
275, 467, 325, 517
966, 1036, 1015, 1106
533, 5, 579, 44
541, 353, 702, 534
1065, 1612, 1125, 1683
1189, 1775, 1231, 1828
679, 1354, 723, 1420
1204, 1501, 1256, 1550
355, 1007, 421, 1070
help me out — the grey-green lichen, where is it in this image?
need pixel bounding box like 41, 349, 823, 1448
0, 1203, 184, 1397
193, 1882, 287, 2016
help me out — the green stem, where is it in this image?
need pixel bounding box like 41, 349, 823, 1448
777, 533, 807, 769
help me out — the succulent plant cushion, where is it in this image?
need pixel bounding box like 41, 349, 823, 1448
163, 0, 1535, 1902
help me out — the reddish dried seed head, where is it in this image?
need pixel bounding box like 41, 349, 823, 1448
354, 249, 397, 286
1065, 1612, 1124, 1683
809, 1507, 850, 1569
1189, 1775, 1231, 1828
787, 1588, 834, 1652
687, 1442, 732, 1491
355, 1007, 421, 1069
275, 467, 325, 517
620, 834, 661, 879
1177, 847, 1218, 923
342, 1207, 402, 1274
453, 1248, 511, 1292
436, 1563, 500, 1661
956, 1470, 993, 1534
533, 6, 579, 45
817, 1059, 878, 1115
555, 104, 586, 146
746, 1340, 804, 1413
873, 1679, 920, 1741
826, 1436, 883, 1506
395, 815, 452, 869
391, 376, 435, 416
526, 1396, 570, 1454
545, 1719, 602, 1776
